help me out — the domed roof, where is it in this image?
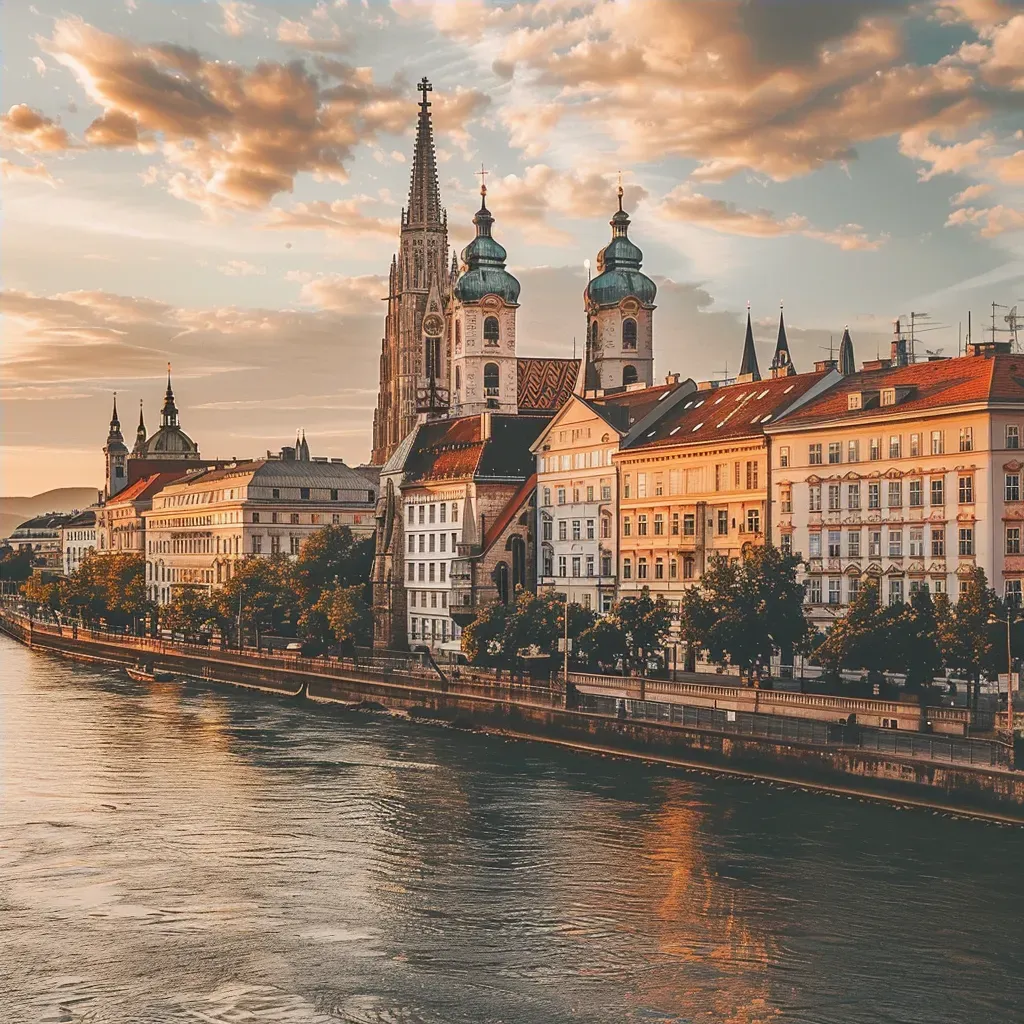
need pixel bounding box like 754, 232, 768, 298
145, 425, 198, 456
585, 189, 656, 308
454, 190, 520, 305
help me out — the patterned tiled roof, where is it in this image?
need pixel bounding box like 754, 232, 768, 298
107, 472, 185, 506
626, 371, 830, 450
517, 358, 580, 412
777, 352, 1024, 427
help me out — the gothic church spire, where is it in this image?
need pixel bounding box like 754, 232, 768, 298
405, 77, 443, 228
739, 303, 761, 380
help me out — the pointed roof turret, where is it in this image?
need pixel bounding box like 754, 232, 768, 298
405, 77, 443, 228
770, 304, 796, 377
161, 363, 180, 427
299, 430, 310, 461
104, 392, 128, 456
839, 326, 856, 375
739, 303, 761, 380
133, 400, 147, 454
586, 177, 657, 309
454, 175, 521, 305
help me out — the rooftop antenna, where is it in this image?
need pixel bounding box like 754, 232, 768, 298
1007, 305, 1020, 351
958, 321, 962, 358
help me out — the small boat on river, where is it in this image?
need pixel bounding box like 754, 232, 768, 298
126, 665, 174, 683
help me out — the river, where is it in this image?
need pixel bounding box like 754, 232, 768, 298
2, 636, 1023, 1024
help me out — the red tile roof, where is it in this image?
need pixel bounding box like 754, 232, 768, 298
589, 382, 679, 432
777, 352, 1024, 426
106, 472, 185, 506
482, 473, 536, 552
517, 358, 580, 412
626, 371, 830, 450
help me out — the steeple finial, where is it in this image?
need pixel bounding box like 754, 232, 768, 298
161, 362, 180, 427
111, 391, 119, 426
616, 170, 623, 212
477, 163, 488, 200
406, 78, 442, 227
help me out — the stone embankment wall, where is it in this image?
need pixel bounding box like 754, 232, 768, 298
3, 612, 1022, 822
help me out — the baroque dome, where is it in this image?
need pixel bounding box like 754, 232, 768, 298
585, 193, 657, 308
454, 191, 520, 305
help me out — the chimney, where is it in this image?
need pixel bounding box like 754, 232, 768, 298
480, 410, 492, 440
815, 359, 837, 372
665, 372, 680, 385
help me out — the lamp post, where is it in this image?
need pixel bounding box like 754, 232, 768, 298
988, 612, 1017, 768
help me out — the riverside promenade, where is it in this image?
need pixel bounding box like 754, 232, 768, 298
2, 606, 1022, 822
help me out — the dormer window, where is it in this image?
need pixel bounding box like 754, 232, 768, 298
622, 317, 637, 350
848, 393, 862, 410
483, 316, 500, 346
881, 387, 897, 407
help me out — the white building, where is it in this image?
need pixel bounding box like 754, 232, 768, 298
60, 508, 97, 575
142, 459, 377, 605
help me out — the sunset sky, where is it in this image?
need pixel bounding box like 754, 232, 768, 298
2, 0, 1022, 495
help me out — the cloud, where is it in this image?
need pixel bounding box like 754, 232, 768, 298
899, 130, 992, 180
218, 259, 265, 276
658, 187, 885, 250
288, 272, 387, 313
277, 14, 351, 53
991, 147, 1024, 182
0, 103, 72, 153
951, 182, 994, 204
1, 158, 56, 186
32, 57, 46, 76
33, 18, 486, 213
947, 203, 1024, 237
219, 0, 259, 38
265, 198, 395, 237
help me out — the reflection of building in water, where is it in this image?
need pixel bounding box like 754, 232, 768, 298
641, 786, 781, 1024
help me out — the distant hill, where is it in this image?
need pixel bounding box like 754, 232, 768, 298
0, 487, 100, 540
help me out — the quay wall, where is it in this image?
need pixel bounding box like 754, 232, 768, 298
3, 613, 1022, 822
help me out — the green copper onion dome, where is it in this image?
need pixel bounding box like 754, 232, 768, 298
585, 187, 657, 307
454, 188, 521, 304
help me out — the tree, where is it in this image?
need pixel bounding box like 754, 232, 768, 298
214, 555, 298, 643
161, 586, 219, 639
679, 547, 810, 682
816, 579, 892, 685
301, 584, 372, 653
21, 575, 61, 614
577, 617, 627, 672
294, 526, 374, 604
57, 552, 151, 630
614, 587, 672, 675
896, 586, 943, 692
938, 567, 1001, 710
0, 546, 34, 585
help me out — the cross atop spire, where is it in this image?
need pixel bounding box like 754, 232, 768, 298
406, 78, 442, 227
616, 170, 624, 212
477, 163, 488, 198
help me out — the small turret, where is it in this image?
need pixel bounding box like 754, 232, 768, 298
770, 304, 796, 378
839, 326, 856, 375
103, 392, 129, 499
133, 400, 147, 454
161, 363, 180, 427
738, 303, 761, 381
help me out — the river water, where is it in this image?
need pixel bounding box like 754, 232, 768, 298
2, 637, 1023, 1024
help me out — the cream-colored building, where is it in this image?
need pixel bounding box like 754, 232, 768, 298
532, 380, 695, 613
142, 460, 377, 605
767, 344, 1024, 631
96, 473, 184, 557
60, 508, 98, 575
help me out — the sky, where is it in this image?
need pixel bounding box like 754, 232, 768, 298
2, 0, 1023, 495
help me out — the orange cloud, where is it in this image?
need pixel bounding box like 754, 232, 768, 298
265, 198, 395, 237
946, 203, 1024, 237
0, 103, 72, 153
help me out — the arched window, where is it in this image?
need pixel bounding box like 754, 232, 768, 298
455, 320, 462, 353
484, 362, 500, 396
494, 561, 510, 605
484, 316, 500, 346
622, 365, 638, 386
622, 317, 637, 349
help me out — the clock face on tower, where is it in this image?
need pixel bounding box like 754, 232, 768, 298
423, 313, 444, 337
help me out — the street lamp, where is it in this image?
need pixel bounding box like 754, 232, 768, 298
987, 611, 1018, 768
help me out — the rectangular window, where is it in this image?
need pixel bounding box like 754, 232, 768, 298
252, 512, 260, 524
601, 484, 611, 501
683, 556, 695, 580
669, 558, 678, 579
909, 480, 923, 507
654, 558, 664, 580
671, 512, 680, 536
848, 439, 860, 463
558, 555, 567, 577
542, 518, 552, 541
780, 533, 793, 556
418, 505, 425, 524
910, 433, 921, 457
808, 443, 822, 465
869, 530, 882, 558
637, 558, 648, 580
809, 485, 822, 512
870, 437, 881, 460
587, 519, 596, 540
601, 554, 612, 576
889, 578, 904, 606
848, 483, 861, 510
557, 487, 566, 505
1008, 527, 1022, 555
586, 485, 594, 502
571, 556, 581, 577
440, 504, 447, 523
910, 527, 924, 557
428, 505, 436, 523
959, 528, 974, 556
251, 534, 262, 554
654, 475, 664, 497
779, 446, 790, 468
781, 486, 793, 514
828, 577, 842, 605
868, 482, 880, 509
623, 477, 632, 499
409, 562, 415, 581
827, 530, 841, 557
638, 514, 648, 536
746, 461, 759, 489
683, 513, 696, 536
637, 473, 648, 498
1007, 425, 1020, 449
718, 509, 728, 534
300, 487, 310, 500
959, 476, 974, 504
888, 481, 902, 508
572, 520, 581, 540
747, 508, 761, 534
931, 478, 944, 506
558, 520, 568, 541
808, 577, 822, 604
828, 442, 842, 465
931, 430, 944, 455
623, 518, 631, 537
931, 529, 945, 558
1007, 580, 1023, 606
889, 530, 903, 557
586, 554, 595, 577
959, 426, 973, 452
428, 563, 436, 582
418, 563, 425, 581
428, 534, 435, 553
809, 533, 822, 557
889, 435, 901, 459
1007, 474, 1021, 502
848, 531, 861, 557
849, 577, 862, 602
452, 504, 458, 522
653, 513, 664, 535
828, 484, 841, 512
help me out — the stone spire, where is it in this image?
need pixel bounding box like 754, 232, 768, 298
107, 393, 125, 446
299, 430, 310, 461
739, 303, 761, 381
405, 77, 442, 228
770, 304, 795, 378
133, 399, 147, 454
839, 326, 856, 375
161, 363, 180, 427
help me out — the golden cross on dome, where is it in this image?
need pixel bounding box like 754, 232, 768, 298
477, 163, 489, 196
